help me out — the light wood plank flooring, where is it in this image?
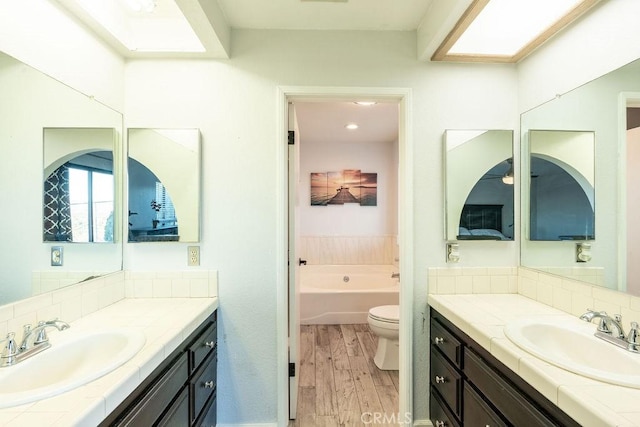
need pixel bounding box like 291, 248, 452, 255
289, 324, 399, 427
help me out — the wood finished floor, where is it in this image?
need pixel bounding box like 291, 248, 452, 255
289, 324, 399, 427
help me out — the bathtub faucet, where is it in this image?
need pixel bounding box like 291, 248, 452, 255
391, 272, 400, 279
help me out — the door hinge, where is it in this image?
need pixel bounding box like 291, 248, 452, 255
288, 130, 295, 145
289, 362, 296, 377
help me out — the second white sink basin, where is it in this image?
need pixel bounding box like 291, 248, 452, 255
504, 317, 640, 388
0, 328, 146, 408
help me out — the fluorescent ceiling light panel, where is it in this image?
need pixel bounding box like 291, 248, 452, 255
433, 0, 600, 62
67, 0, 204, 53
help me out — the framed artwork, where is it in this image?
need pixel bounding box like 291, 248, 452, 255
310, 169, 377, 206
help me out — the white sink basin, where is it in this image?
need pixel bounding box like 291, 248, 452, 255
0, 328, 146, 408
504, 317, 640, 388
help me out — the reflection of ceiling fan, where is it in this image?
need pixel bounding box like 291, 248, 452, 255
478, 159, 513, 185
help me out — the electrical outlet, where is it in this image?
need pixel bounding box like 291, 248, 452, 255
51, 246, 63, 266
188, 246, 200, 266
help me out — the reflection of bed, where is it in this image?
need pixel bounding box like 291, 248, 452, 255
458, 204, 508, 240
458, 227, 507, 240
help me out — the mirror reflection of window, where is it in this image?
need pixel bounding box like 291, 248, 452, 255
43, 151, 114, 242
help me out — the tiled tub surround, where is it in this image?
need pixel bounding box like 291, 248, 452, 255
299, 235, 397, 265
428, 294, 640, 426
0, 270, 218, 425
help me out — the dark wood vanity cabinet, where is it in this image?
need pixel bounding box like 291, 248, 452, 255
429, 308, 580, 427
100, 310, 217, 427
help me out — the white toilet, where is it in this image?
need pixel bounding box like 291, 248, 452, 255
367, 305, 399, 370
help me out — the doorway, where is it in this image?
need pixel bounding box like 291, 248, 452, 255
276, 86, 414, 425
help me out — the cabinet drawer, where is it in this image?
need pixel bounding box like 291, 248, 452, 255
190, 353, 217, 424
190, 318, 217, 372
463, 382, 507, 427
430, 386, 460, 427
431, 318, 463, 368
117, 353, 188, 426
430, 348, 462, 419
464, 348, 556, 427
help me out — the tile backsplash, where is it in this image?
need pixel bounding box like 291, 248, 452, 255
428, 265, 640, 332
0, 270, 218, 339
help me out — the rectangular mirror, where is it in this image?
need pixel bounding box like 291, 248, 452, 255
444, 130, 514, 241
128, 128, 201, 243
521, 57, 640, 294
43, 128, 116, 242
0, 50, 123, 305
528, 130, 595, 241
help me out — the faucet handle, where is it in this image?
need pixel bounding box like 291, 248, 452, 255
1, 332, 18, 358
627, 322, 639, 344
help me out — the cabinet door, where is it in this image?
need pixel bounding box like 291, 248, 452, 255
117, 354, 188, 426
430, 386, 460, 427
463, 383, 507, 427
156, 387, 189, 427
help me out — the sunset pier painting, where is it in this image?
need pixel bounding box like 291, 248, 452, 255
310, 169, 377, 206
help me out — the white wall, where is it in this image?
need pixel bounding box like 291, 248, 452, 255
122, 30, 519, 423
299, 137, 398, 236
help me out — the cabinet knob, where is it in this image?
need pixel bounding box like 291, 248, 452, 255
204, 341, 215, 348
434, 337, 444, 344
434, 375, 446, 384
435, 421, 446, 427
204, 380, 215, 389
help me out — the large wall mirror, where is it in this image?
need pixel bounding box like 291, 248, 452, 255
0, 51, 123, 305
128, 128, 201, 243
444, 130, 514, 241
521, 57, 640, 295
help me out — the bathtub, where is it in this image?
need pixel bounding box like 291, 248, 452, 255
299, 265, 399, 325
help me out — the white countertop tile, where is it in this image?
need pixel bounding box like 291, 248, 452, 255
0, 297, 218, 426
428, 293, 640, 426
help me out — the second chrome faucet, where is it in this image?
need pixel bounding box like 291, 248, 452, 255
580, 309, 639, 352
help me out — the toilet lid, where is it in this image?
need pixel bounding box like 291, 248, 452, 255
369, 305, 399, 323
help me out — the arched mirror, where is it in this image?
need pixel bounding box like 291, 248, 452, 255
444, 130, 514, 241
528, 129, 595, 241
127, 128, 201, 242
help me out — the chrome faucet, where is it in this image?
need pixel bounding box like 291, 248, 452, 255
20, 319, 70, 351
580, 309, 639, 352
579, 309, 625, 339
1, 318, 70, 367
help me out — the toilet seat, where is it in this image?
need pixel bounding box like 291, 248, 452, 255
368, 305, 399, 324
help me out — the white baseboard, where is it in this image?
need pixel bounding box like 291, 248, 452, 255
412, 420, 433, 427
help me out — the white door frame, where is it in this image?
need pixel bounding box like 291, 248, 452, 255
275, 85, 414, 425
618, 91, 640, 293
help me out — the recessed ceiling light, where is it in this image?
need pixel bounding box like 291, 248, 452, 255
432, 0, 601, 63
345, 123, 359, 130
354, 101, 377, 106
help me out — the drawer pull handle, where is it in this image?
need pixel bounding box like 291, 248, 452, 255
204, 381, 215, 389
434, 375, 446, 384
205, 341, 215, 348
434, 337, 444, 344
435, 421, 446, 427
